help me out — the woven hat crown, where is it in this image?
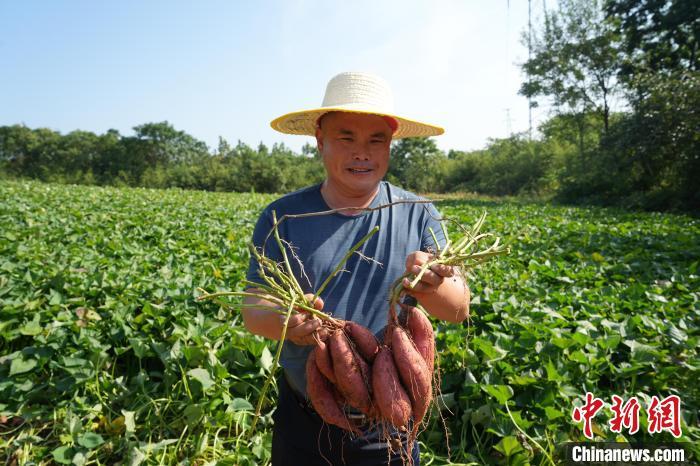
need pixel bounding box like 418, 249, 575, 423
321, 72, 395, 112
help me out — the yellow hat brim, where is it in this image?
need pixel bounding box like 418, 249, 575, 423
270, 107, 444, 139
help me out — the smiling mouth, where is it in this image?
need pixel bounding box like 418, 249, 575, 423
348, 168, 373, 174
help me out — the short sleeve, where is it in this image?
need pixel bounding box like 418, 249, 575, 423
245, 207, 283, 288
420, 202, 447, 254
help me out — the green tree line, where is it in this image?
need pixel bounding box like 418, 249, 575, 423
0, 122, 326, 193
1, 0, 697, 211
0, 120, 579, 198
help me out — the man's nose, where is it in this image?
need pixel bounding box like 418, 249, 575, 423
352, 142, 372, 160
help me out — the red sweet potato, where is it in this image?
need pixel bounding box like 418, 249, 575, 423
345, 321, 379, 363
314, 340, 336, 384
372, 346, 411, 427
329, 330, 373, 415
405, 307, 435, 374
331, 384, 346, 409
306, 351, 359, 434
391, 325, 432, 423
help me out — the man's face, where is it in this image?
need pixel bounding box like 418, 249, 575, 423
315, 112, 392, 196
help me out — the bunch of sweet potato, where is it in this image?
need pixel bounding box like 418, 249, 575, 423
305, 307, 435, 436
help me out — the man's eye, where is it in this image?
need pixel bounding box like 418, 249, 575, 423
371, 139, 385, 144
340, 137, 353, 142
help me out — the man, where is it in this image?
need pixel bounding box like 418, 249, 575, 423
243, 72, 469, 465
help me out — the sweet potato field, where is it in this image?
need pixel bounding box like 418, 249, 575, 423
1, 180, 698, 465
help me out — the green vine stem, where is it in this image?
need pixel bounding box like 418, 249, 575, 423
388, 212, 510, 324
312, 226, 380, 304
248, 296, 297, 436
504, 402, 556, 466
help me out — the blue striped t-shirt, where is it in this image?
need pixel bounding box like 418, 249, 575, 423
245, 181, 445, 396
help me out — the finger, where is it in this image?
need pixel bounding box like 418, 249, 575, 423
316, 328, 331, 342
417, 252, 434, 264
431, 264, 454, 278
302, 293, 325, 311
291, 318, 322, 337
285, 313, 310, 327
404, 280, 433, 294
290, 334, 315, 346
297, 326, 325, 346
410, 265, 443, 286
405, 251, 431, 269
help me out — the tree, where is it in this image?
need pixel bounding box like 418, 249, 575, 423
606, 0, 699, 79
301, 142, 320, 159
520, 0, 620, 141
0, 125, 62, 180
601, 0, 700, 210
132, 121, 209, 165
215, 136, 233, 158
388, 138, 447, 192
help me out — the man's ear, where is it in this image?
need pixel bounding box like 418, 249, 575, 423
315, 127, 324, 152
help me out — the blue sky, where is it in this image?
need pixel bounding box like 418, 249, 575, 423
0, 1, 548, 153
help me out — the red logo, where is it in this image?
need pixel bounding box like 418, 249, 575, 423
647, 395, 682, 438
572, 393, 682, 439
609, 395, 641, 435
572, 392, 605, 439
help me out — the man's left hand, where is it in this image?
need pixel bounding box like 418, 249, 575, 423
403, 251, 455, 295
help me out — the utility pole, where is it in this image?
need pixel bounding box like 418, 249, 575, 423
528, 0, 533, 140
505, 108, 512, 136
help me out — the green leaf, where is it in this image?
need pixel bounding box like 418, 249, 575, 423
494, 435, 523, 457
10, 357, 37, 376
509, 374, 538, 386
184, 404, 204, 426
598, 335, 621, 350
20, 314, 42, 336
128, 337, 148, 358
260, 345, 273, 372
231, 397, 254, 411
544, 406, 564, 420
482, 384, 513, 404
52, 446, 75, 464
472, 337, 508, 361
591, 252, 605, 263
508, 410, 533, 429
646, 292, 668, 303
667, 324, 687, 344
623, 340, 655, 354
72, 452, 87, 466
141, 438, 178, 452
545, 359, 565, 382
77, 432, 104, 449
187, 368, 214, 390
463, 369, 478, 384
122, 410, 136, 433
470, 404, 492, 425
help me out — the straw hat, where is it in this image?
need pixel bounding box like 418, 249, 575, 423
270, 72, 444, 139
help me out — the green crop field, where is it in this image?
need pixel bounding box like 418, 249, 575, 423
1, 180, 698, 465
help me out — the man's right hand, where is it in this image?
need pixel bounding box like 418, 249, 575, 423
284, 294, 328, 345
242, 290, 328, 345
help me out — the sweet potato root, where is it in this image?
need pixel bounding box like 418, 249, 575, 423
329, 330, 373, 415
314, 340, 336, 384
372, 346, 411, 427
306, 351, 360, 434
404, 307, 435, 374
345, 321, 379, 363
391, 325, 432, 423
